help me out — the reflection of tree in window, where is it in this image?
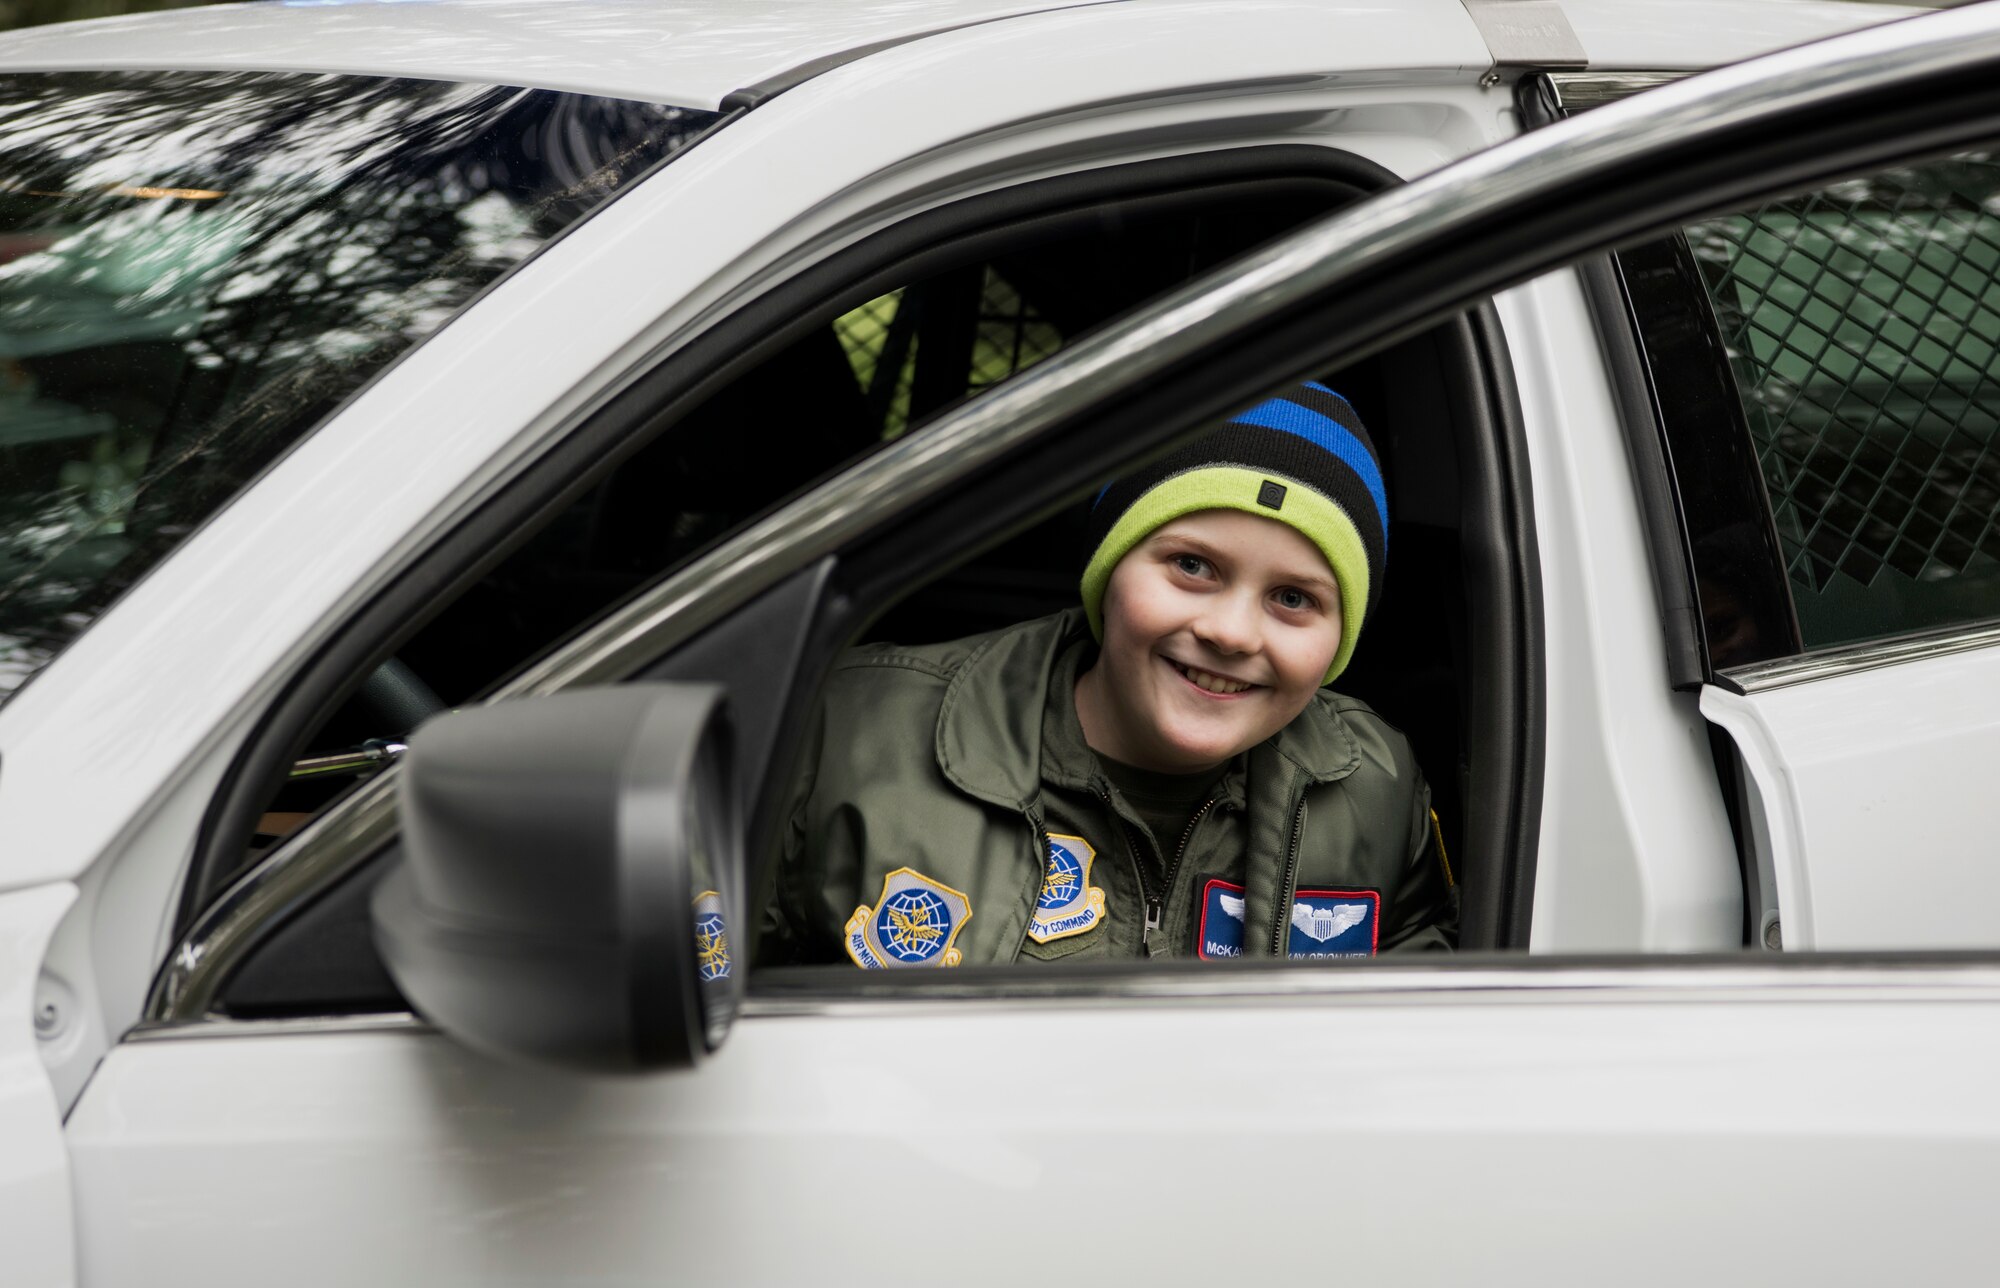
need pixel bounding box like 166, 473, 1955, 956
0, 71, 718, 699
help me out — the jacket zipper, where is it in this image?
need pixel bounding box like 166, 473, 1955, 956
1271, 795, 1308, 955
1097, 790, 1162, 946
1101, 788, 1222, 949
1157, 795, 1221, 946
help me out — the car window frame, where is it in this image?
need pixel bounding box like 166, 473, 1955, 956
1533, 69, 2000, 689
152, 143, 1422, 1022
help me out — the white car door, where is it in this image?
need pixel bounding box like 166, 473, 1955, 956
35, 4, 2000, 1287
1577, 118, 2000, 951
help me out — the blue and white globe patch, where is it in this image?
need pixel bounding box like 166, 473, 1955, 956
692, 889, 730, 981
1027, 833, 1106, 944
845, 868, 972, 968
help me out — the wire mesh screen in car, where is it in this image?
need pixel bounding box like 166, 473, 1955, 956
833, 267, 1064, 439
1687, 152, 2000, 651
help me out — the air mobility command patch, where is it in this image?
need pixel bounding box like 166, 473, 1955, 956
845, 868, 972, 968
693, 890, 730, 982
1198, 878, 1247, 959
1287, 889, 1379, 958
1027, 834, 1107, 943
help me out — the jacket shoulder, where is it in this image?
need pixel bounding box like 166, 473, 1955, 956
827, 611, 1075, 688
830, 616, 1039, 682
1310, 689, 1422, 782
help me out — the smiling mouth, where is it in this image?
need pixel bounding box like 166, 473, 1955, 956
1167, 658, 1259, 696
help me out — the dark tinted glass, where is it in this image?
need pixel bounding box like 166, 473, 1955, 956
0, 71, 719, 700
1685, 151, 2000, 652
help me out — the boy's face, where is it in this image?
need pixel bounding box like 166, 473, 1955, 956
1078, 508, 1344, 773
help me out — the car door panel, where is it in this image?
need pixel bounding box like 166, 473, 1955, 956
1500, 279, 1742, 951
0, 882, 78, 1288
67, 986, 2000, 1284
1705, 646, 2000, 949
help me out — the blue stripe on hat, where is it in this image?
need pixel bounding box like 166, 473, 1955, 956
1228, 391, 1389, 535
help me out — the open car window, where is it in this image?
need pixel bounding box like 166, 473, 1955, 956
204, 155, 1428, 1014
228, 167, 1378, 878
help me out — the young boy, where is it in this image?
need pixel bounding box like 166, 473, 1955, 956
768, 381, 1457, 966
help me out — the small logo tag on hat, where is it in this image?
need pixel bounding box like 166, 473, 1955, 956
1256, 479, 1287, 510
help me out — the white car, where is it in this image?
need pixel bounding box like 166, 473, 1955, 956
3, 0, 1999, 1283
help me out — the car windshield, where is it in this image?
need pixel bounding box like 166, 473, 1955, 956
0, 70, 720, 701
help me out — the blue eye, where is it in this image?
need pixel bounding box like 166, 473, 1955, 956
1275, 588, 1314, 612
1174, 554, 1209, 577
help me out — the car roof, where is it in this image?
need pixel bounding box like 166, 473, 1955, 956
0, 0, 1126, 109
0, 0, 1922, 111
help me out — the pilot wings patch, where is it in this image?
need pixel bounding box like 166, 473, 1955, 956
1202, 882, 1380, 959
1287, 889, 1378, 958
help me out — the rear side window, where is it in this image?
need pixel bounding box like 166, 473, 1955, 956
1683, 151, 2000, 652
0, 71, 719, 701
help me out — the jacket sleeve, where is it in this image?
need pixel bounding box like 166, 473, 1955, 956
1380, 771, 1458, 952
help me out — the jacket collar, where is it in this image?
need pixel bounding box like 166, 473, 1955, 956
935, 608, 1360, 810
935, 611, 1075, 812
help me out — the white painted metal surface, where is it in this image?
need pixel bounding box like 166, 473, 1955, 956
0, 0, 1112, 108
1560, 0, 1922, 70
69, 991, 2000, 1285
1505, 273, 1742, 951
0, 0, 1915, 112
0, 883, 77, 1288
1703, 643, 2000, 949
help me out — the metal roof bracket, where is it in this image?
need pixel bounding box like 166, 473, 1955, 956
1460, 0, 1589, 86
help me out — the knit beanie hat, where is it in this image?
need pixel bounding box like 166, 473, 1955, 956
1079, 381, 1388, 684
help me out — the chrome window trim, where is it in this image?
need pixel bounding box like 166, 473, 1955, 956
127, 1013, 432, 1043
151, 772, 400, 1021
145, 3, 2000, 1028
743, 960, 2000, 1015
1720, 620, 2000, 694
1543, 70, 1685, 112
135, 962, 2000, 1039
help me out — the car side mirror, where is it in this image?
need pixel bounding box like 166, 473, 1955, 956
371, 683, 740, 1073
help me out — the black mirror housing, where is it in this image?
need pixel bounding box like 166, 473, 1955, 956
373, 684, 739, 1074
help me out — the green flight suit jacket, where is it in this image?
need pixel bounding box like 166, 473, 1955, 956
769, 610, 1455, 965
